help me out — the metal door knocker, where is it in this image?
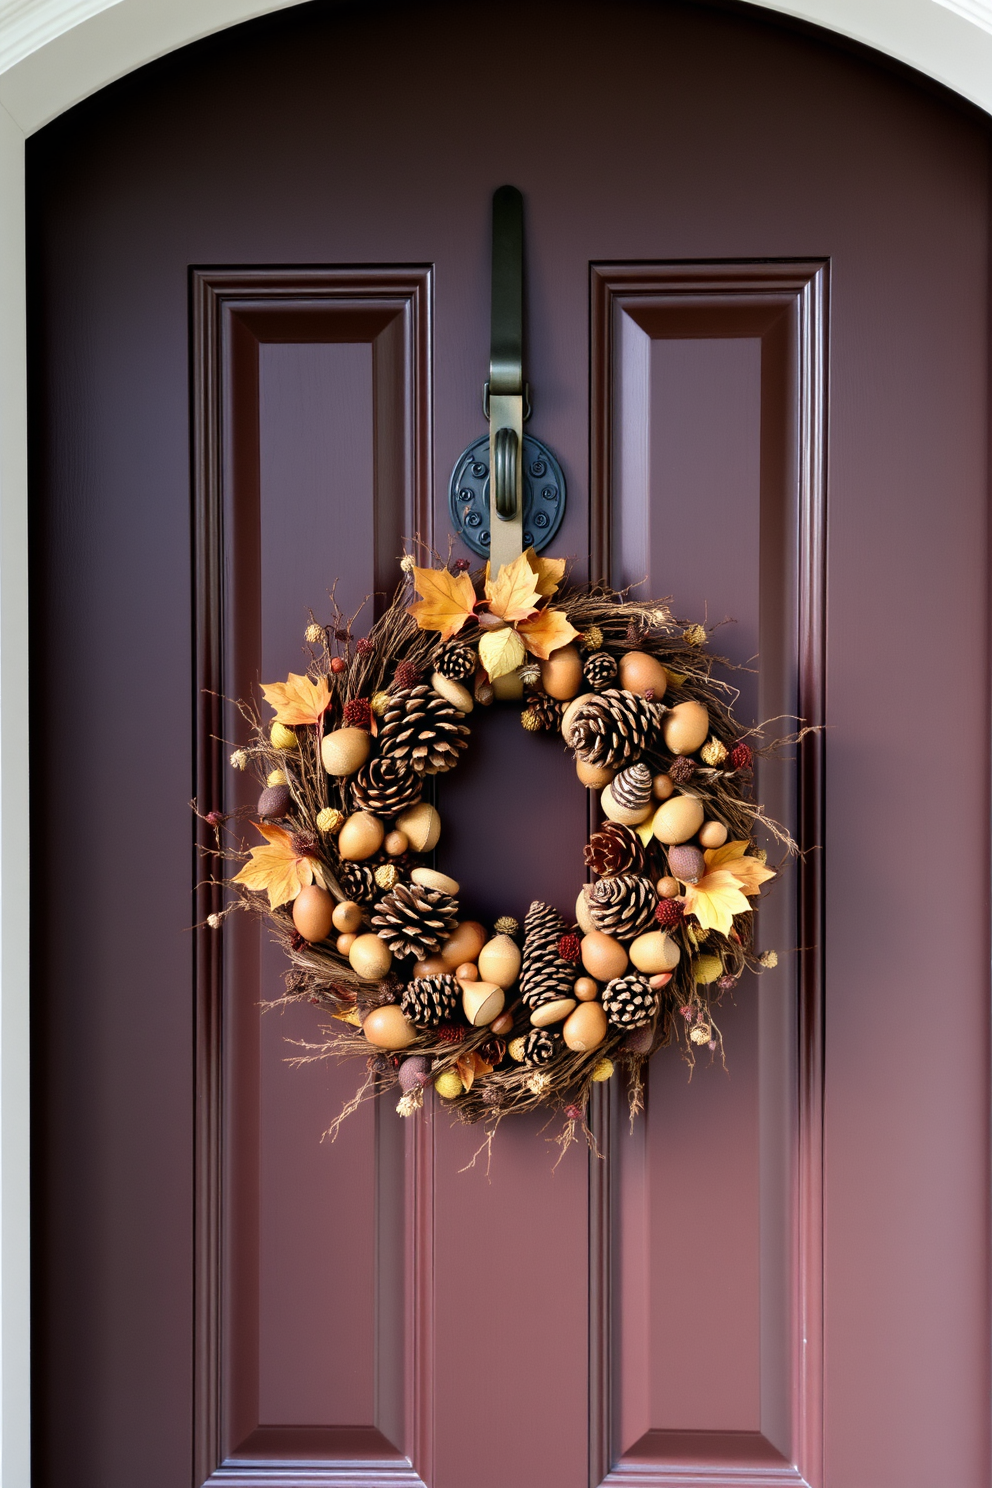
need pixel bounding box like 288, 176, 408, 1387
448, 185, 566, 565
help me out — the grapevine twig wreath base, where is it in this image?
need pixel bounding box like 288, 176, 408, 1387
201, 548, 797, 1153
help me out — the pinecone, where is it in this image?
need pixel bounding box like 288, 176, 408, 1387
401, 973, 460, 1027
587, 874, 658, 942
522, 1027, 560, 1065
584, 822, 646, 877
583, 650, 618, 690
435, 639, 476, 682
669, 756, 696, 785
519, 900, 574, 1009
569, 689, 663, 771
351, 756, 422, 816
602, 974, 658, 1029
610, 762, 652, 813
337, 861, 376, 904
377, 683, 470, 774
371, 883, 459, 959
521, 694, 562, 732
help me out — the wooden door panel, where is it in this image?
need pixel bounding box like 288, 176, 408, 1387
590, 264, 825, 1486
194, 269, 432, 1484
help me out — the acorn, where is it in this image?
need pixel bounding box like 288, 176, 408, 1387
441, 920, 487, 968
362, 1004, 415, 1048
581, 930, 628, 981
320, 726, 371, 776
652, 795, 705, 845
462, 980, 505, 1026
563, 1001, 607, 1051
477, 933, 522, 989
618, 650, 668, 699
257, 784, 291, 818
698, 820, 728, 849
662, 701, 709, 756
629, 930, 680, 973
411, 867, 460, 896
667, 843, 706, 882
349, 933, 393, 980
541, 644, 583, 700
396, 801, 441, 852
337, 811, 384, 861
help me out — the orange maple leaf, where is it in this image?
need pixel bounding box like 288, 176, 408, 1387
455, 1050, 494, 1092
485, 551, 542, 623
517, 605, 580, 659
704, 841, 776, 896
524, 547, 565, 598
233, 821, 328, 910
260, 671, 330, 727
407, 566, 477, 641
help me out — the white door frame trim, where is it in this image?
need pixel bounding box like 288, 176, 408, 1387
2, 1, 988, 1483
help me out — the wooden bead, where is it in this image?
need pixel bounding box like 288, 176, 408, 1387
331, 900, 363, 933
563, 1001, 607, 1051
699, 820, 729, 849
581, 931, 628, 981
292, 884, 335, 942
348, 933, 393, 980
456, 962, 479, 981
338, 810, 384, 860
362, 1004, 416, 1049
651, 794, 705, 845
652, 773, 675, 800
336, 932, 357, 954
577, 759, 614, 788
656, 876, 681, 898
441, 920, 487, 968
574, 977, 599, 1001
320, 726, 371, 776
384, 830, 409, 856
396, 801, 441, 852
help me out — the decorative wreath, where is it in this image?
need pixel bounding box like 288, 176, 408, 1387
204, 549, 794, 1153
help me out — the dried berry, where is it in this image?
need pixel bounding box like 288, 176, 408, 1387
330, 657, 347, 674
654, 898, 685, 930
393, 660, 422, 689
730, 742, 753, 771
668, 756, 696, 785
355, 637, 374, 657
557, 933, 581, 963
343, 697, 372, 731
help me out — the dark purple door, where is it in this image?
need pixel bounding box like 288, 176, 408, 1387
29, 4, 991, 1486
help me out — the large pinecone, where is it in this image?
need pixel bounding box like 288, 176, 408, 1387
519, 900, 574, 1009
401, 974, 460, 1027
570, 689, 664, 771
602, 974, 658, 1029
434, 639, 476, 682
371, 883, 459, 959
583, 650, 618, 690
351, 756, 422, 816
587, 874, 658, 942
522, 1027, 560, 1065
584, 822, 645, 878
337, 861, 376, 904
377, 684, 470, 774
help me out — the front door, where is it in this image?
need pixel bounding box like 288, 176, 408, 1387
29, 4, 991, 1485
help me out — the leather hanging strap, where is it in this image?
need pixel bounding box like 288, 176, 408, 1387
487, 185, 525, 570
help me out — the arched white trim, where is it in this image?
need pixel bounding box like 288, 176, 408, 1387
0, 2, 988, 1485
0, 0, 991, 131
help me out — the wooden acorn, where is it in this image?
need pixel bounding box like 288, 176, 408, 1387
477, 933, 522, 989
629, 930, 681, 973
462, 981, 505, 1026
618, 650, 668, 699
662, 700, 709, 756
396, 801, 441, 852
362, 1004, 415, 1049
441, 921, 487, 968
348, 933, 393, 980
541, 644, 583, 700
292, 885, 335, 942
652, 794, 705, 845
337, 811, 384, 860
320, 725, 371, 776
563, 1001, 607, 1051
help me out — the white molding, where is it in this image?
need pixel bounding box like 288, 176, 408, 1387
0, 1, 988, 1486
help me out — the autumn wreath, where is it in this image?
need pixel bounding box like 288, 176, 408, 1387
205, 549, 792, 1151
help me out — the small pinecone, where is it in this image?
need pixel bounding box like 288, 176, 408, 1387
522, 1028, 559, 1065
521, 694, 562, 732
435, 639, 476, 682
372, 883, 459, 960
730, 742, 753, 771
610, 762, 652, 813
588, 874, 658, 942
602, 974, 658, 1029
584, 822, 646, 877
377, 683, 470, 774
337, 861, 376, 904
654, 898, 685, 930
494, 915, 520, 937
669, 756, 696, 785
401, 974, 460, 1028
570, 689, 663, 771
477, 1037, 506, 1066
520, 900, 574, 1009
351, 756, 422, 816
583, 650, 618, 690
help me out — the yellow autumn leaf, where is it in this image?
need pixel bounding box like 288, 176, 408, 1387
485, 551, 541, 623
524, 547, 565, 597
260, 671, 330, 727
705, 841, 776, 896
682, 868, 752, 936
407, 566, 477, 641
232, 821, 327, 910
478, 625, 526, 680
517, 605, 580, 660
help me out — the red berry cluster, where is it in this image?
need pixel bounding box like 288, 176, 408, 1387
394, 660, 422, 689
654, 898, 685, 929
557, 932, 581, 963
343, 697, 372, 730
729, 741, 753, 770
355, 636, 374, 657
